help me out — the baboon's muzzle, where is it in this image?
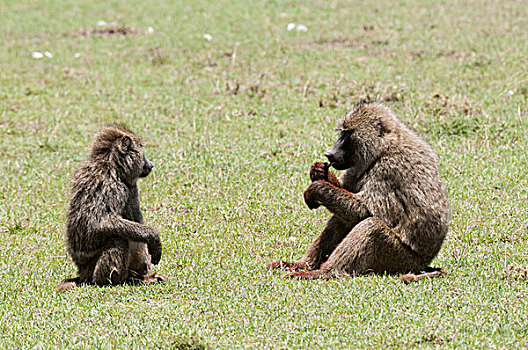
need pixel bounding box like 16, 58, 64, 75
140, 160, 154, 177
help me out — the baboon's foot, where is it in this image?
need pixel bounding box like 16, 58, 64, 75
127, 272, 169, 285
401, 268, 448, 284
284, 261, 312, 271
283, 270, 332, 280
267, 261, 310, 271
148, 273, 169, 283
56, 278, 80, 292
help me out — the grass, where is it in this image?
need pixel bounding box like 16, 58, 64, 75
1, 0, 527, 348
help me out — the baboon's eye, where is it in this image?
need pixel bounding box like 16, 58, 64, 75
340, 129, 354, 137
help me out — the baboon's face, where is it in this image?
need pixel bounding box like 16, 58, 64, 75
139, 152, 154, 178
130, 141, 154, 178
324, 130, 355, 171
117, 135, 154, 182
325, 121, 385, 172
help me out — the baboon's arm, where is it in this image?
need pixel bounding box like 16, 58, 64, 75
97, 217, 162, 264
326, 172, 342, 188
304, 180, 371, 224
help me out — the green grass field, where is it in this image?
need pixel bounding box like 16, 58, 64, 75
1, 0, 527, 348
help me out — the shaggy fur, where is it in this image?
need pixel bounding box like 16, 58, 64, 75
268, 102, 450, 280
57, 125, 166, 291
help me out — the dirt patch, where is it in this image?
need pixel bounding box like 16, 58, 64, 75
212, 74, 276, 99
413, 333, 454, 347
436, 50, 492, 67
504, 265, 528, 281
319, 82, 407, 109
167, 338, 206, 350
425, 93, 478, 116
62, 66, 89, 78
420, 93, 483, 136
302, 37, 366, 50
75, 25, 142, 38
145, 47, 171, 66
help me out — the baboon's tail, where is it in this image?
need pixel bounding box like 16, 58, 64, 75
56, 277, 81, 292
400, 267, 448, 284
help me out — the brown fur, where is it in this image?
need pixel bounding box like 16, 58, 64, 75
268, 102, 450, 280
57, 125, 167, 291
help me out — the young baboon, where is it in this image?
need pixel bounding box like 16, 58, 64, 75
268, 101, 450, 280
57, 124, 167, 291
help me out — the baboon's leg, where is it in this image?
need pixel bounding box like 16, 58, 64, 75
92, 239, 130, 286
268, 215, 355, 271
77, 259, 98, 284
298, 215, 355, 269
286, 217, 424, 279
128, 241, 152, 276
127, 241, 169, 284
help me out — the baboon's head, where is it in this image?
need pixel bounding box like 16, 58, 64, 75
91, 124, 154, 184
325, 101, 396, 173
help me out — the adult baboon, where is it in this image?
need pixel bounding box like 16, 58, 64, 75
268, 101, 449, 280
57, 124, 167, 291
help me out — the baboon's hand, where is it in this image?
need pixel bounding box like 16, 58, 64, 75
283, 270, 330, 279
267, 261, 311, 271
310, 162, 330, 182
148, 234, 163, 265
304, 181, 324, 209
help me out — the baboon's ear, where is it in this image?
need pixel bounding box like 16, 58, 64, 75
118, 136, 132, 153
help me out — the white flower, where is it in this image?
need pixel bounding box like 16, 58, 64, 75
296, 24, 308, 32
44, 51, 53, 58
147, 26, 154, 34
32, 52, 44, 59
507, 90, 514, 96
203, 33, 212, 41
96, 20, 107, 27
74, 52, 81, 58
287, 23, 296, 31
